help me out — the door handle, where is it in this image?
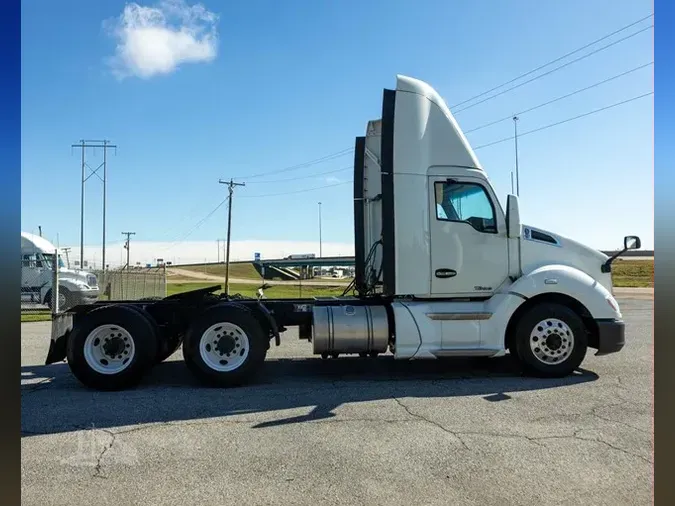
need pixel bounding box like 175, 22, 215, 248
435, 268, 457, 278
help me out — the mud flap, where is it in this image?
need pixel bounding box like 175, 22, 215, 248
45, 313, 73, 365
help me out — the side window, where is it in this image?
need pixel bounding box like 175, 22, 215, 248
434, 181, 497, 233
22, 254, 39, 267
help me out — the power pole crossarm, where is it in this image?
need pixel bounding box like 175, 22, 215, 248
218, 179, 245, 297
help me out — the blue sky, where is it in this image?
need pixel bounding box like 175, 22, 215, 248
21, 0, 654, 265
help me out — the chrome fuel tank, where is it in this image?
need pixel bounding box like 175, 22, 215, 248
312, 304, 389, 355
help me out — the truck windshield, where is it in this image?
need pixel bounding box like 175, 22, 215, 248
41, 255, 65, 269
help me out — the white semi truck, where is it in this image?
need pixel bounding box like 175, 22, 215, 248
22, 232, 99, 311
46, 75, 639, 391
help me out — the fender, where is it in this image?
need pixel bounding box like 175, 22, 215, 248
506, 264, 621, 320
41, 278, 87, 304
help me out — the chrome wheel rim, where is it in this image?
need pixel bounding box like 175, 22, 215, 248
199, 322, 250, 372
83, 324, 136, 374
529, 318, 574, 365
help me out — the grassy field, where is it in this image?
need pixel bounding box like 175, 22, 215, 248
611, 259, 654, 288
176, 263, 262, 279
166, 282, 346, 298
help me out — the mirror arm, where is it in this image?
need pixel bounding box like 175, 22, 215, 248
601, 248, 627, 273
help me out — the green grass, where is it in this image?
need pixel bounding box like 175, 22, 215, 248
21, 311, 52, 322
166, 281, 345, 299
178, 262, 261, 279
611, 259, 654, 288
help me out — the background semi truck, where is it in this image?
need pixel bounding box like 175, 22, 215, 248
46, 75, 639, 391
21, 232, 99, 311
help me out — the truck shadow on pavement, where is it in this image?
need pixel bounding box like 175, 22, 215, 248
21, 355, 599, 437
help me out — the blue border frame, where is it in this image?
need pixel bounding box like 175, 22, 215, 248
0, 0, 21, 500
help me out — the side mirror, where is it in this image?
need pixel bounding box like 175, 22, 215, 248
506, 194, 521, 238
624, 235, 641, 250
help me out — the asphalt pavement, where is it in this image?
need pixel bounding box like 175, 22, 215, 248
21, 297, 653, 506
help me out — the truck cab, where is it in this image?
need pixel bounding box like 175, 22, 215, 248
352, 74, 637, 365
21, 232, 100, 311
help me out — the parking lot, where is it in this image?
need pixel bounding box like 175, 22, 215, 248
21, 296, 653, 506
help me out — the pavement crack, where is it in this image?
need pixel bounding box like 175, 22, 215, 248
569, 432, 653, 464
93, 429, 116, 479
590, 404, 651, 435
392, 397, 469, 450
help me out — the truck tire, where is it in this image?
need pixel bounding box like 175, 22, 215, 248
120, 304, 179, 364
182, 304, 268, 387
512, 302, 588, 378
45, 287, 73, 312
66, 305, 158, 391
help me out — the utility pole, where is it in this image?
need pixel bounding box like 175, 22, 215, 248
71, 139, 117, 272
62, 247, 72, 269
318, 202, 323, 258
513, 117, 520, 197
217, 238, 226, 263
218, 179, 245, 296
122, 232, 136, 270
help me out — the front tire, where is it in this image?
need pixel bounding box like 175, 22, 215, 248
66, 305, 158, 390
45, 287, 74, 312
512, 303, 588, 378
182, 304, 268, 387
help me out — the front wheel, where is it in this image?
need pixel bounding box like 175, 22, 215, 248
512, 303, 588, 378
45, 287, 73, 312
182, 304, 268, 387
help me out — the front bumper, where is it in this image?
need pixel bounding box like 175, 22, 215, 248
75, 288, 99, 304
594, 318, 625, 356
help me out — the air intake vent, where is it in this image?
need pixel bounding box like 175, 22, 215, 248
530, 230, 557, 244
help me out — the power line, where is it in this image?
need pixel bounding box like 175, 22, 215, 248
155, 92, 651, 248
473, 91, 653, 151
243, 166, 352, 183
454, 24, 653, 114
226, 16, 653, 187
464, 61, 654, 134
240, 181, 352, 198
237, 148, 353, 180
159, 197, 230, 252
450, 13, 654, 110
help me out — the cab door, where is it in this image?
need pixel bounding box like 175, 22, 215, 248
429, 176, 508, 297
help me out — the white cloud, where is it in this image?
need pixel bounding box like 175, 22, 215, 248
105, 0, 218, 79
67, 240, 355, 269
325, 176, 342, 184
